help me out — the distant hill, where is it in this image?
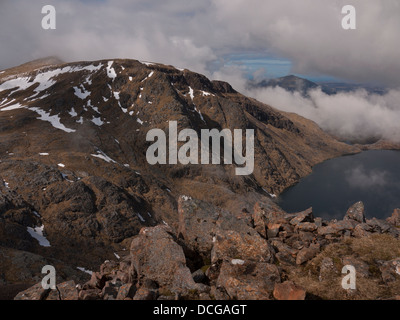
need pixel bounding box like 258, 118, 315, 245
250, 75, 319, 96
250, 75, 387, 96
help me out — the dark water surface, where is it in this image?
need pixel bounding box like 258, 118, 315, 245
276, 150, 400, 220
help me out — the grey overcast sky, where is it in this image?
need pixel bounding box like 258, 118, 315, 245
1, 0, 400, 87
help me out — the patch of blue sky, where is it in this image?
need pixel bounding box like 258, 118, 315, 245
224, 53, 293, 79
223, 53, 340, 82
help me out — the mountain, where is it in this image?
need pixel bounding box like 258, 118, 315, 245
319, 82, 387, 95
0, 58, 369, 298
251, 75, 320, 96
251, 75, 387, 96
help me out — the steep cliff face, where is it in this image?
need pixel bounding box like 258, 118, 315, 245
0, 58, 358, 287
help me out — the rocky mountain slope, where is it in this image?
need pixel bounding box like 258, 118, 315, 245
0, 58, 366, 298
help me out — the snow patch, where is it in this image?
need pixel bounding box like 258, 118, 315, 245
3, 180, 10, 189
181, 195, 192, 201
29, 107, 76, 133
188, 87, 195, 100
0, 64, 103, 99
106, 61, 117, 80
91, 116, 104, 126
77, 267, 93, 275
231, 259, 245, 265
73, 85, 91, 100
91, 150, 117, 163
141, 61, 155, 66
137, 213, 145, 222
68, 107, 78, 117
262, 188, 276, 198
142, 71, 154, 82
27, 225, 51, 247
0, 102, 24, 111
201, 91, 215, 97
194, 106, 205, 123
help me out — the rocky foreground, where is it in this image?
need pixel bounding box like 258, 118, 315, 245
15, 198, 400, 300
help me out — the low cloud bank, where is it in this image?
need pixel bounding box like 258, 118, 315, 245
245, 85, 400, 143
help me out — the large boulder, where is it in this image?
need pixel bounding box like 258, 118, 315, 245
366, 218, 399, 237
57, 280, 79, 300
317, 219, 358, 236
344, 201, 366, 223
387, 209, 400, 227
296, 243, 320, 265
14, 283, 49, 300
211, 229, 275, 264
177, 196, 220, 259
130, 225, 201, 295
216, 260, 280, 300
379, 258, 400, 284
290, 207, 314, 226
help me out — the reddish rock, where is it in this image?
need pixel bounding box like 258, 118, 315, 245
296, 243, 320, 265
14, 283, 49, 300
273, 281, 306, 300
319, 257, 337, 282
295, 222, 317, 232
353, 223, 373, 238
211, 229, 275, 264
267, 223, 281, 239
342, 257, 370, 278
318, 219, 358, 236
216, 261, 280, 300
379, 258, 400, 283
344, 201, 366, 223
58, 280, 79, 300
290, 208, 314, 226
101, 280, 121, 300
44, 289, 61, 300
78, 288, 101, 300
177, 197, 220, 258
130, 225, 200, 295
116, 283, 136, 300
387, 209, 400, 226
252, 203, 267, 238
132, 287, 159, 300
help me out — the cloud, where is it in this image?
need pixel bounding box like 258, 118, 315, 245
246, 86, 400, 142
1, 0, 400, 87
345, 165, 389, 189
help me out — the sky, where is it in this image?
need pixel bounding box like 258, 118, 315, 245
1, 0, 400, 142
1, 0, 399, 86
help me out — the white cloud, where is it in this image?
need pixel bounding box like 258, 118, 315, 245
345, 165, 389, 189
1, 0, 399, 87
246, 86, 400, 143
